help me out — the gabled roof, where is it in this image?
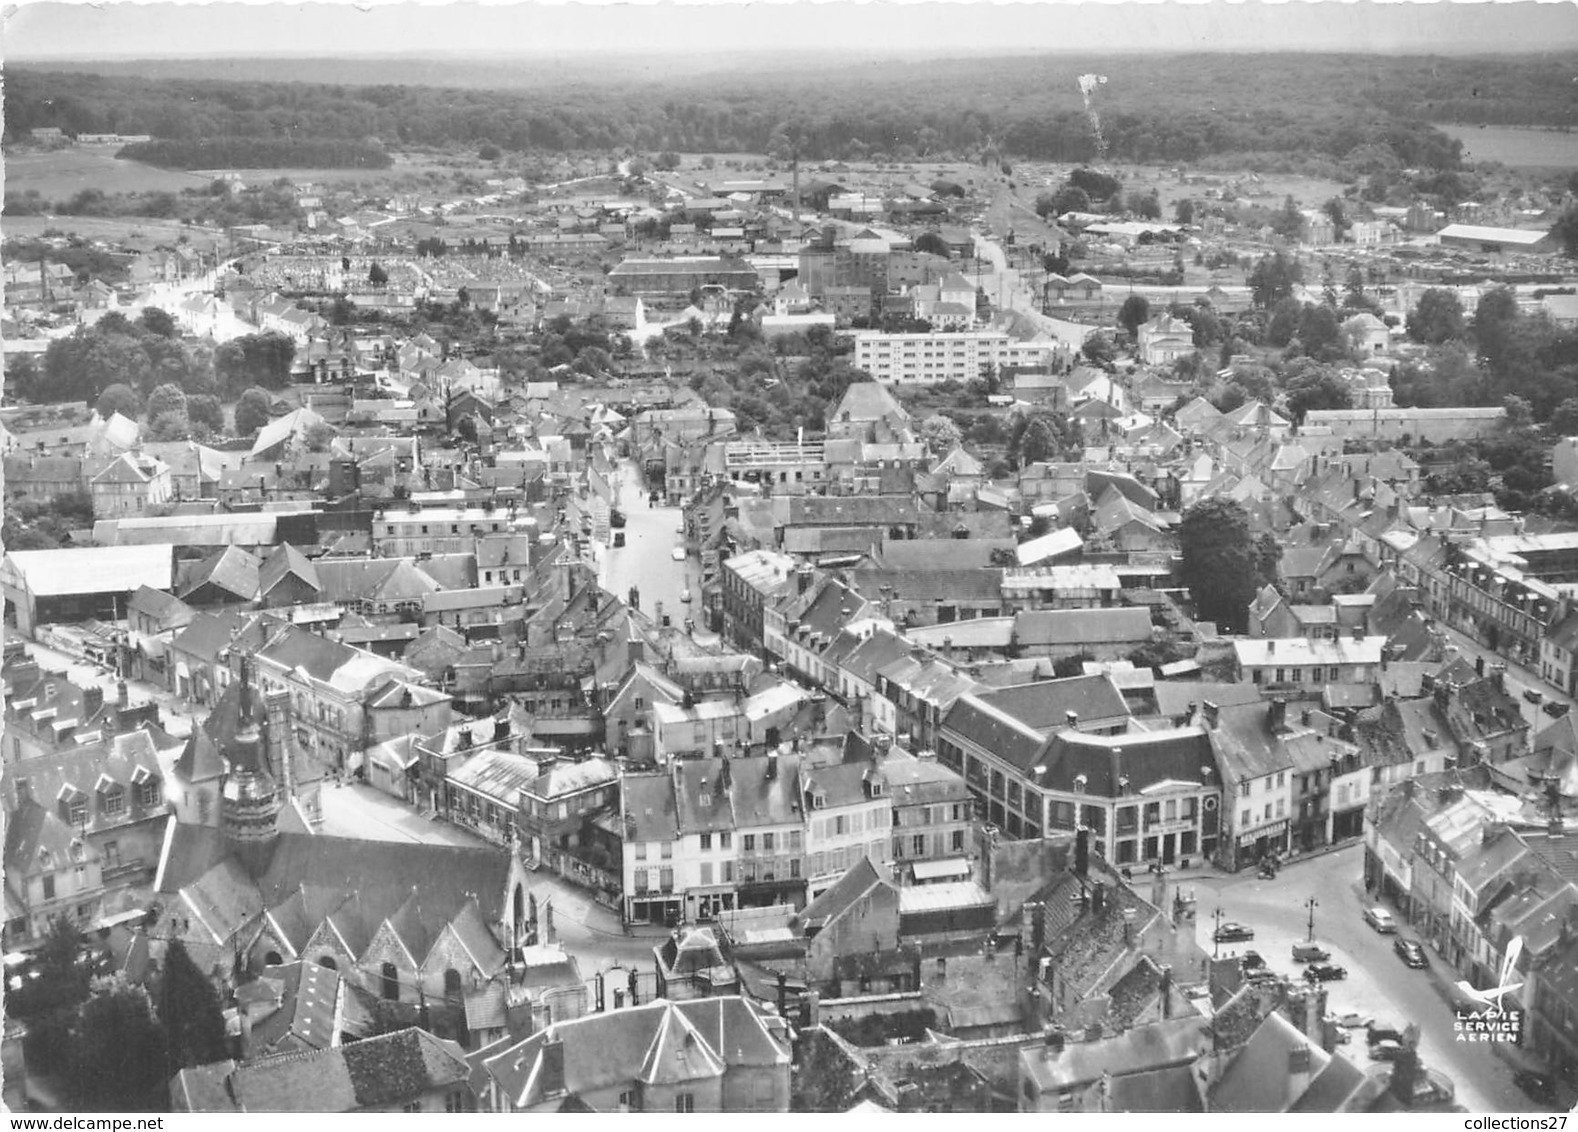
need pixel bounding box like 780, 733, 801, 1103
829, 382, 910, 426
174, 1027, 471, 1112
259, 543, 321, 598
798, 855, 891, 934
180, 546, 262, 603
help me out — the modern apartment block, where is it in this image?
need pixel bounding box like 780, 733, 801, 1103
850, 331, 1062, 386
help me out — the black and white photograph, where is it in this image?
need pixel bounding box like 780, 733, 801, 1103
2, 0, 1577, 1115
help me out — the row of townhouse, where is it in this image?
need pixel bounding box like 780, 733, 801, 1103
1364, 767, 1578, 1084
618, 742, 970, 925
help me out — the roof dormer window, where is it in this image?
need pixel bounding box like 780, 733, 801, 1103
1073, 774, 1087, 794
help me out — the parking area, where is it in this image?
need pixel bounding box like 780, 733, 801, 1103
1194, 844, 1547, 1114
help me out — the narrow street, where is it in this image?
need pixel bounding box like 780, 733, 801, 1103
19, 635, 200, 740
1190, 844, 1543, 1114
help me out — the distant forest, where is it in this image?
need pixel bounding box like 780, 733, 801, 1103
7, 53, 1578, 167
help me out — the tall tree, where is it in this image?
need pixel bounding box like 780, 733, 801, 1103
137, 306, 177, 338
1117, 294, 1151, 339
233, 387, 273, 436
1473, 287, 1521, 374
1019, 416, 1058, 466
146, 382, 188, 423
1406, 288, 1466, 345
69, 976, 170, 1110
186, 394, 225, 434
159, 940, 229, 1071
1248, 251, 1303, 309
95, 382, 140, 420
1177, 497, 1258, 634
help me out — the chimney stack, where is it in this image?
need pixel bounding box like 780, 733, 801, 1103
1202, 701, 1220, 729
1065, 711, 1079, 730
1075, 827, 1090, 878
117, 680, 130, 710
1268, 697, 1287, 733
1160, 964, 1173, 1020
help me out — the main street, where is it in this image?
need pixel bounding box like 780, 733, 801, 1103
1435, 620, 1576, 735
1190, 843, 1544, 1114
598, 458, 698, 632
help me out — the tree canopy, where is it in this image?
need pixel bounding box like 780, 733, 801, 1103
1177, 497, 1261, 634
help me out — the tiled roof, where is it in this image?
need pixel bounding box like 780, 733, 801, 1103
175, 1027, 470, 1112
180, 546, 262, 603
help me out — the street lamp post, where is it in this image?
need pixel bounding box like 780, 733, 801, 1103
1212, 906, 1224, 959
1306, 896, 1319, 942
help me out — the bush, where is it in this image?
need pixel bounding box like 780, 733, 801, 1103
826, 1008, 937, 1047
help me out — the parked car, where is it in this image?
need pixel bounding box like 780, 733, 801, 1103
612, 532, 626, 548
1213, 922, 1255, 943
1394, 937, 1428, 968
1544, 701, 1571, 717
671, 547, 686, 561
1513, 1071, 1558, 1107
1363, 906, 1398, 934
610, 509, 626, 529
1291, 943, 1330, 963
1241, 950, 1266, 970
1304, 963, 1347, 982
1367, 1023, 1405, 1046
1370, 1039, 1406, 1062
1523, 687, 1544, 704
680, 589, 692, 604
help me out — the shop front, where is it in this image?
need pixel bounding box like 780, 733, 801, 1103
1234, 819, 1290, 870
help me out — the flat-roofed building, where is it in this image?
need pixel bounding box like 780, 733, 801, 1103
0, 544, 176, 635
1436, 223, 1555, 255
850, 330, 1064, 386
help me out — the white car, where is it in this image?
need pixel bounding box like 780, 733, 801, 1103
680, 589, 693, 604
671, 547, 686, 561
1363, 906, 1398, 934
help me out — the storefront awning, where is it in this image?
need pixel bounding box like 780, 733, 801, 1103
911, 857, 972, 882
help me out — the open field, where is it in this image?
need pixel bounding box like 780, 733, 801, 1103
4, 147, 209, 197
0, 214, 221, 253
1435, 124, 1578, 170
189, 152, 470, 188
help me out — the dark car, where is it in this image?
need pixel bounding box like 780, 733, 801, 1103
1241, 950, 1266, 970
1393, 937, 1428, 968
1370, 1039, 1407, 1062
1544, 700, 1571, 717
1213, 922, 1255, 943
1513, 1071, 1558, 1107
1291, 943, 1330, 963
1367, 1023, 1405, 1046
1304, 963, 1347, 982
610, 509, 626, 529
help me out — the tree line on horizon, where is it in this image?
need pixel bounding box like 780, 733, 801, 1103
12, 52, 1571, 169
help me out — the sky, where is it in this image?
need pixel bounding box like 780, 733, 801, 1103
4, 0, 1577, 61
